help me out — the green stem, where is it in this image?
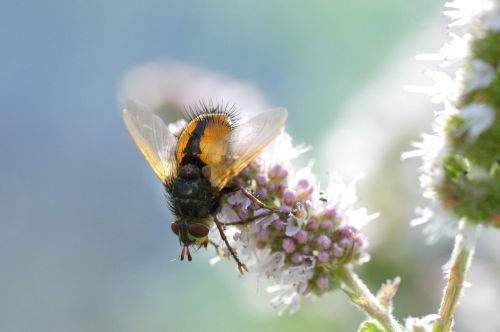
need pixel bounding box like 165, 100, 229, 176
338, 266, 404, 332
432, 220, 478, 332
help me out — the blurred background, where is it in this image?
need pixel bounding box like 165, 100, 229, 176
1, 1, 499, 331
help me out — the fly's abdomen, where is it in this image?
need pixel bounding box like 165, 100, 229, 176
172, 197, 210, 218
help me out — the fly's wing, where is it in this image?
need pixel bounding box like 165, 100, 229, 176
207, 108, 287, 190
123, 100, 178, 187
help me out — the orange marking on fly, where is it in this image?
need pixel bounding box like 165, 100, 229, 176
175, 113, 233, 166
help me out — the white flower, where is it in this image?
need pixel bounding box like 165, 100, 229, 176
227, 190, 252, 210
258, 252, 286, 279
285, 204, 308, 237
444, 0, 492, 27
416, 32, 470, 68
460, 103, 495, 142
405, 314, 440, 332
463, 60, 496, 93
321, 173, 377, 229
412, 204, 461, 243
263, 131, 311, 166
267, 284, 302, 315
256, 212, 279, 229
404, 131, 457, 241
482, 1, 500, 31
266, 256, 316, 314
413, 70, 459, 105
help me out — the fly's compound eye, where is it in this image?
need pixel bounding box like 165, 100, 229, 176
171, 223, 179, 235
188, 223, 209, 238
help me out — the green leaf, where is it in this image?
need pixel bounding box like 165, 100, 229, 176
358, 320, 385, 332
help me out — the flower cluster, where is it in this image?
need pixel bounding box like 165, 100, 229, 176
406, 0, 500, 236
210, 133, 374, 314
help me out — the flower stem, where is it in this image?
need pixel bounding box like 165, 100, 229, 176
338, 266, 404, 332
432, 220, 478, 332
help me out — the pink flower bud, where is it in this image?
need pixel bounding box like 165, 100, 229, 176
316, 275, 329, 289
256, 174, 267, 186
354, 234, 366, 248
241, 167, 251, 175
277, 181, 287, 194
332, 245, 344, 257
307, 218, 318, 230
318, 235, 332, 250
238, 209, 249, 219
274, 219, 285, 231
324, 207, 337, 219
284, 188, 297, 205
269, 164, 287, 179
295, 230, 308, 243
297, 178, 310, 191
256, 187, 267, 197
282, 238, 296, 253
301, 245, 311, 254
320, 219, 333, 230
296, 178, 314, 198
317, 251, 329, 262
258, 228, 269, 241
291, 253, 304, 264
339, 238, 352, 248
279, 205, 292, 214
339, 226, 356, 238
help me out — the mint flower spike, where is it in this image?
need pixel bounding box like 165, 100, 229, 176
404, 1, 499, 331
405, 0, 500, 239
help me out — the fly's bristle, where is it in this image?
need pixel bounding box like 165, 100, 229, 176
184, 100, 240, 129
165, 192, 176, 213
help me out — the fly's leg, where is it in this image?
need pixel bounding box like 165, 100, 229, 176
207, 239, 224, 257
236, 185, 279, 212
236, 185, 300, 221
221, 184, 293, 227
223, 183, 280, 213
221, 210, 275, 226
213, 215, 248, 274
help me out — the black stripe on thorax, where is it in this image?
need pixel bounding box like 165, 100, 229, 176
181, 118, 209, 166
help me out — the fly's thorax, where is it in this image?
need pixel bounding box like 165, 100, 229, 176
178, 163, 201, 179
176, 113, 232, 168
171, 163, 215, 218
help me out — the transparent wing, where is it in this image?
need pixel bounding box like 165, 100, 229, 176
123, 100, 178, 185
208, 108, 288, 190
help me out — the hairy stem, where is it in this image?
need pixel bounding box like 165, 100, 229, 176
432, 220, 478, 332
338, 267, 404, 332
